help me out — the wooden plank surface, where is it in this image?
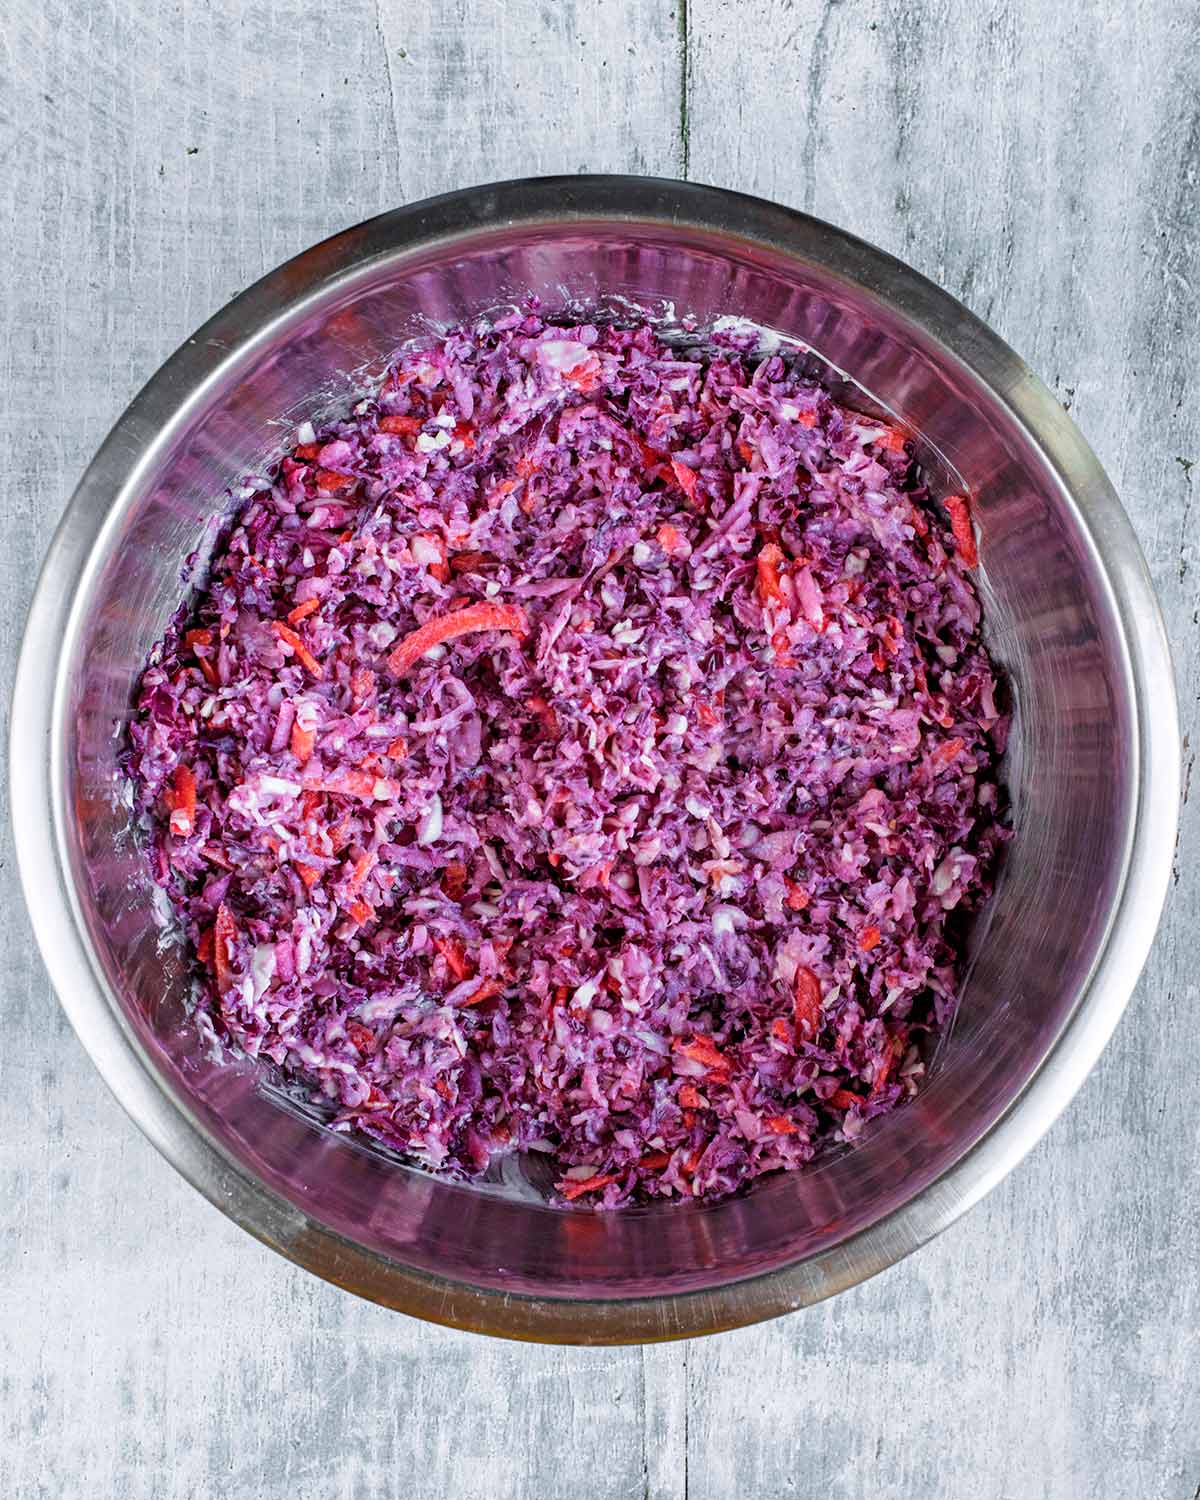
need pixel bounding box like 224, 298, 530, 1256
1, 1, 1196, 1496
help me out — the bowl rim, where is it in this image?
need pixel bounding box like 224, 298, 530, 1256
11, 174, 1179, 1344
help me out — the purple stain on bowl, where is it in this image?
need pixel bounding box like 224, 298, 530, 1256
125, 313, 1009, 1208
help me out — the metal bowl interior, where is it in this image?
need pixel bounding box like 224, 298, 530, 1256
12, 177, 1177, 1343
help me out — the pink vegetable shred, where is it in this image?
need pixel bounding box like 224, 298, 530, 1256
127, 313, 1008, 1207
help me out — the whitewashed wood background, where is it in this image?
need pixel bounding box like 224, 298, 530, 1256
2, 1, 1197, 1496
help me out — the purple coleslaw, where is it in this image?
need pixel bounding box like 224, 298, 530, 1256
127, 313, 1009, 1207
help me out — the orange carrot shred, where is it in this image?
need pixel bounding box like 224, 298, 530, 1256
378, 413, 421, 436
287, 597, 320, 625
315, 468, 353, 494
639, 1150, 673, 1170
432, 933, 473, 983
557, 1172, 618, 1202
290, 722, 316, 765
345, 1020, 374, 1054
656, 522, 684, 555
943, 494, 979, 568
386, 601, 528, 676
756, 542, 787, 605
456, 976, 504, 1007
670, 457, 699, 502
345, 851, 375, 895
164, 764, 197, 836
784, 878, 809, 911
793, 965, 823, 1042
271, 621, 323, 678
859, 925, 882, 952
212, 903, 237, 994
674, 1034, 730, 1076
930, 736, 965, 767
695, 701, 719, 729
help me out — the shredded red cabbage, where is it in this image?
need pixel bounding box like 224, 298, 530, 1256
127, 313, 1009, 1207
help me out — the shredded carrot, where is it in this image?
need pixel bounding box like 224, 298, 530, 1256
412, 531, 449, 583
346, 898, 374, 926
526, 694, 560, 738
271, 621, 323, 678
670, 457, 699, 502
304, 768, 399, 801
678, 1084, 703, 1109
315, 468, 354, 494
378, 413, 421, 436
163, 764, 197, 836
212, 903, 237, 994
876, 424, 908, 454
784, 878, 810, 911
871, 1036, 902, 1097
293, 442, 322, 461
386, 601, 529, 676
297, 863, 320, 889
859, 925, 882, 952
793, 965, 823, 1041
287, 597, 320, 626
930, 736, 965, 767
756, 542, 787, 605
563, 357, 601, 391
656, 523, 684, 555
349, 668, 376, 703
345, 851, 375, 895
557, 1171, 618, 1201
943, 494, 979, 568
828, 1089, 864, 1111
456, 976, 504, 1007
432, 933, 473, 983
639, 1150, 673, 1170
184, 628, 220, 687
765, 1115, 799, 1135
442, 861, 468, 902
695, 700, 719, 729
345, 1020, 374, 1054
674, 1034, 730, 1076
290, 722, 316, 765
770, 1017, 793, 1046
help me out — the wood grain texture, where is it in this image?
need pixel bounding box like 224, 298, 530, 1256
1, 1, 1196, 1496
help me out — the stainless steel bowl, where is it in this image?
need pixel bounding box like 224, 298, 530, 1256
12, 176, 1178, 1343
